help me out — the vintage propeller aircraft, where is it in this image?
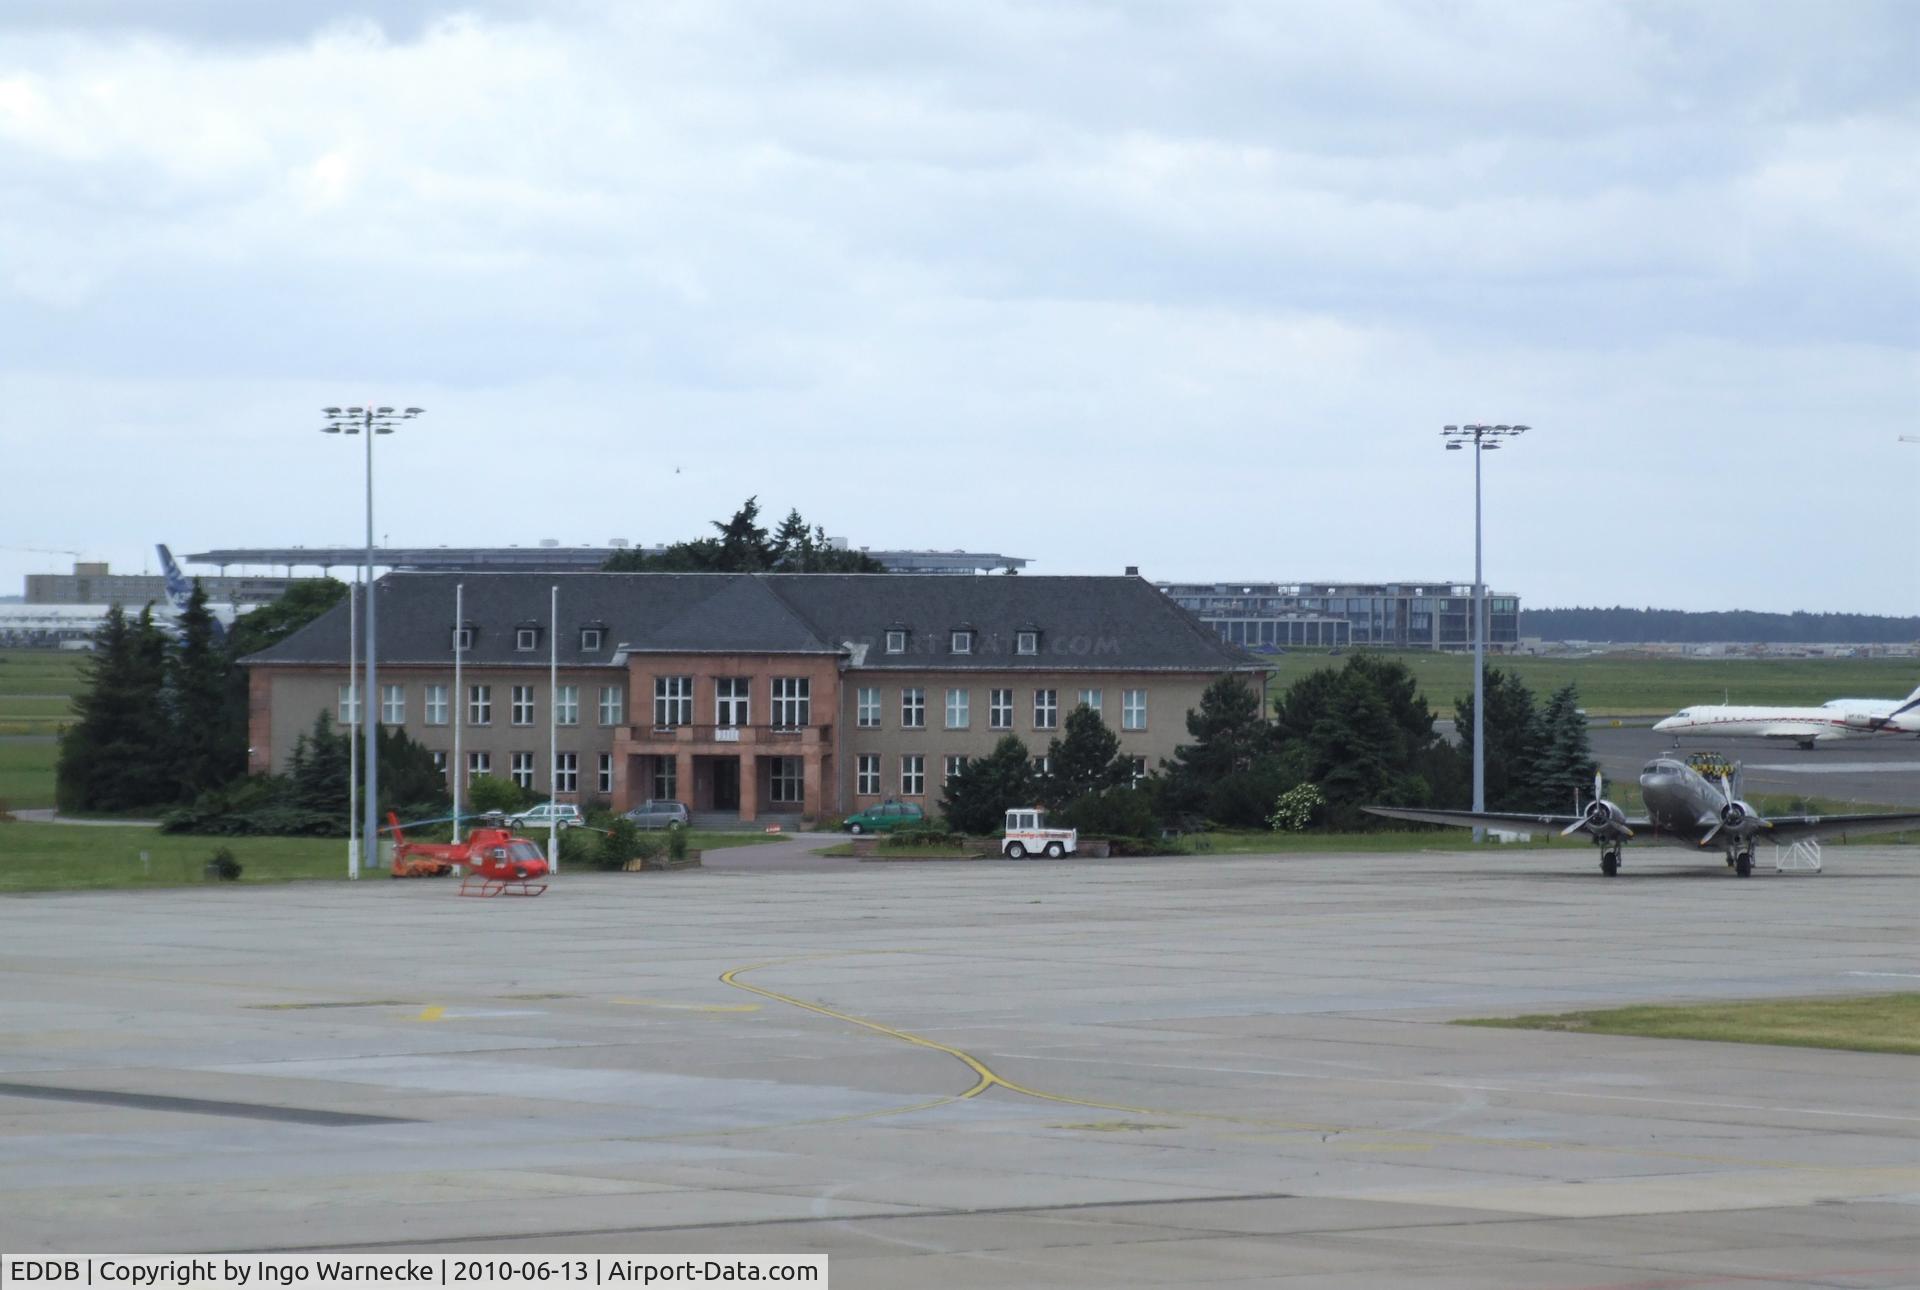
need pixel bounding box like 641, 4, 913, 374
383, 812, 550, 896
1366, 754, 1920, 878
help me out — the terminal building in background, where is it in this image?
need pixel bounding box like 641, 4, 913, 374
1159, 581, 1521, 652
243, 572, 1259, 826
26, 561, 293, 608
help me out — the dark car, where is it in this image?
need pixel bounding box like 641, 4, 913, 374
844, 801, 925, 834
623, 799, 690, 830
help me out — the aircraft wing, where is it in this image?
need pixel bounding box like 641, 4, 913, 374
1364, 806, 1651, 832
1761, 811, 1920, 844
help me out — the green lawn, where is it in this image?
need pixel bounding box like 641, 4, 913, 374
1457, 994, 1920, 1056
0, 821, 350, 893
1259, 650, 1920, 718
0, 650, 87, 697
0, 739, 59, 810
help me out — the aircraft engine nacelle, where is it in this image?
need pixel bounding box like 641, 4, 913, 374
1583, 798, 1628, 838
1719, 799, 1764, 835
1839, 712, 1885, 730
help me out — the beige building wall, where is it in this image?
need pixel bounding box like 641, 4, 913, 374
834, 669, 1231, 813
253, 663, 629, 802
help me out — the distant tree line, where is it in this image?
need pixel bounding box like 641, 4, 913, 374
603, 497, 887, 573
939, 656, 1599, 840
1522, 607, 1920, 644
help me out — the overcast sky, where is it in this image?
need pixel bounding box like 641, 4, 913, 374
3, 1, 1915, 613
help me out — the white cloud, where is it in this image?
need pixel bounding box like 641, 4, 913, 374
0, 1, 1915, 613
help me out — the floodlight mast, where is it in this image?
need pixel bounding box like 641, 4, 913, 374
1440, 423, 1529, 841
321, 404, 424, 872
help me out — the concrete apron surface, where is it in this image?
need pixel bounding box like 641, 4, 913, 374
1, 844, 1917, 1288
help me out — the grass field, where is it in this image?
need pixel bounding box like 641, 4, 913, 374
1260, 649, 1920, 717
1456, 994, 1920, 1056
0, 739, 58, 810
0, 650, 83, 740
0, 821, 348, 893
0, 821, 778, 893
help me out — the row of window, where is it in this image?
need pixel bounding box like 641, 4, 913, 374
338, 679, 1150, 733
855, 687, 1146, 732
883, 627, 1043, 656
439, 749, 600, 794
341, 683, 626, 728
854, 753, 1149, 797
452, 625, 608, 653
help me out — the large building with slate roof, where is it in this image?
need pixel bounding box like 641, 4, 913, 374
244, 573, 1263, 823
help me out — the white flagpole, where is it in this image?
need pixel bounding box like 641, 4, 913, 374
452, 581, 464, 845
347, 576, 358, 881
548, 582, 559, 873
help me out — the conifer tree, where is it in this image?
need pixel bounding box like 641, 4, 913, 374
168, 580, 233, 797
1041, 704, 1128, 808
940, 735, 1034, 834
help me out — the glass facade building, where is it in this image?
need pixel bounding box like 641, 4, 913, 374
1160, 581, 1520, 652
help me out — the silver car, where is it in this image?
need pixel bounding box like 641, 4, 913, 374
623, 799, 690, 830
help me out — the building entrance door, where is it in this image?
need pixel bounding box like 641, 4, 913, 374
711, 758, 740, 811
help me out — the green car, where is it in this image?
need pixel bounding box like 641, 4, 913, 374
844, 801, 925, 834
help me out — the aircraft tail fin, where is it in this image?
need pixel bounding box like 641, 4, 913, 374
156, 544, 225, 639
1893, 682, 1920, 719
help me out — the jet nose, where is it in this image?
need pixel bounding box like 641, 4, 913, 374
1652, 715, 1676, 731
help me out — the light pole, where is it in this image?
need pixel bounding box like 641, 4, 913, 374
1443, 422, 1528, 841
322, 404, 424, 872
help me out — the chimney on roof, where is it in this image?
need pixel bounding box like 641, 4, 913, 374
1124, 565, 1139, 576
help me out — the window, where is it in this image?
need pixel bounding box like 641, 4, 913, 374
653, 757, 678, 800
772, 677, 811, 728
511, 685, 535, 726
599, 684, 624, 726
943, 753, 966, 785
901, 688, 925, 729
771, 756, 804, 804
654, 676, 692, 727
1016, 630, 1039, 656
1077, 688, 1102, 715
1035, 755, 1051, 778
857, 687, 881, 728
1130, 756, 1147, 785
856, 754, 880, 796
432, 750, 448, 780
715, 677, 750, 726
468, 684, 491, 726
554, 751, 578, 794
885, 629, 907, 654
1034, 689, 1058, 729
425, 684, 449, 726
597, 752, 613, 794
1123, 689, 1147, 730
580, 628, 603, 651
901, 754, 925, 797
555, 684, 579, 726
515, 627, 538, 652
511, 751, 535, 788
453, 627, 473, 651
381, 684, 404, 725
337, 683, 360, 725
467, 750, 490, 781
950, 630, 972, 655
944, 688, 969, 729
990, 689, 1013, 730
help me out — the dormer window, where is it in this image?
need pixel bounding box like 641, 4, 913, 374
453, 626, 474, 651
885, 628, 908, 654
580, 628, 604, 652
950, 629, 973, 655
1016, 629, 1039, 656
515, 626, 539, 652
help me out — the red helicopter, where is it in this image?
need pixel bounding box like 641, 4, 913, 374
384, 811, 550, 897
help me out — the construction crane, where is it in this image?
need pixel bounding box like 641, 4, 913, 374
0, 546, 92, 561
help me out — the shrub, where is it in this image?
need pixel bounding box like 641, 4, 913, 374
1268, 783, 1326, 833
1057, 788, 1159, 839
666, 828, 689, 862
206, 847, 243, 881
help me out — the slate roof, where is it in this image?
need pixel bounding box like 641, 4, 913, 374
243, 572, 1258, 674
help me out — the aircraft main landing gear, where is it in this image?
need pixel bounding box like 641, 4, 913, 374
1734, 850, 1754, 878
1599, 848, 1621, 877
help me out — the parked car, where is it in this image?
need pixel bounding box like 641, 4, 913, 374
623, 799, 690, 830
843, 801, 925, 834
502, 803, 584, 829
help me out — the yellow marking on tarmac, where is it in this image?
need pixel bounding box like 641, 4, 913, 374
718, 952, 1876, 1172
1052, 1121, 1180, 1133
414, 1006, 445, 1022
613, 998, 761, 1013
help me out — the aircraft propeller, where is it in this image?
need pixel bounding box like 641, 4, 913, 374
1563, 771, 1631, 838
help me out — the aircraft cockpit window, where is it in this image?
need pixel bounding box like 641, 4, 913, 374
1642, 761, 1666, 775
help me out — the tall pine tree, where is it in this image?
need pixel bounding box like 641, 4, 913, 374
167, 580, 234, 798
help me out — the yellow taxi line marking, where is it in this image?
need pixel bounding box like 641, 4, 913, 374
413, 1006, 445, 1022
